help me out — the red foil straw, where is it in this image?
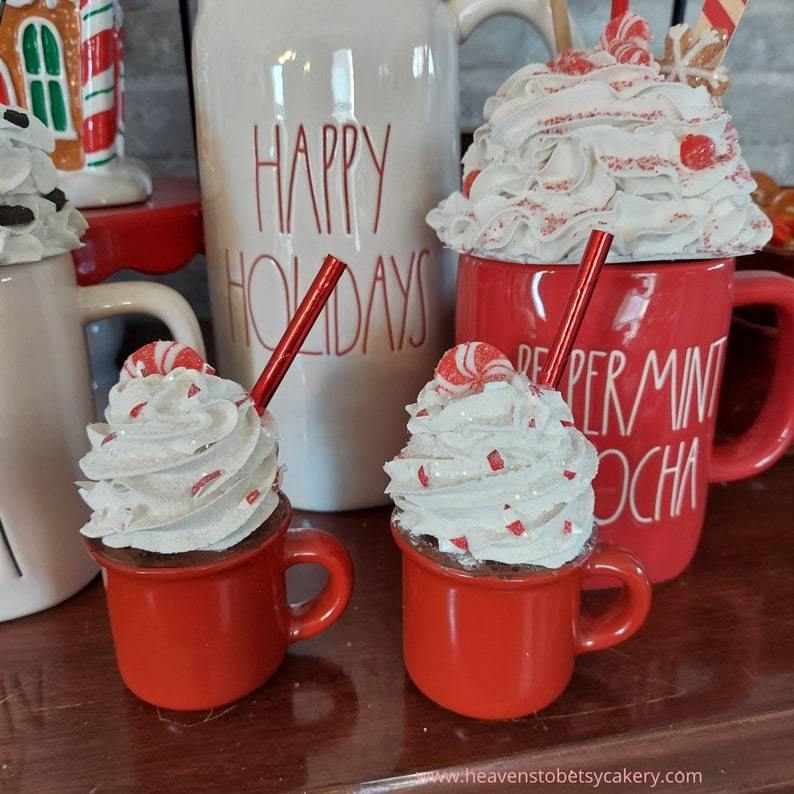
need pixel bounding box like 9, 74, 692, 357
250, 254, 347, 414
538, 230, 614, 390
611, 0, 630, 18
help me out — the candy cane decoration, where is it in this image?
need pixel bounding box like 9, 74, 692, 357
601, 12, 652, 65
81, 0, 121, 169
694, 0, 748, 47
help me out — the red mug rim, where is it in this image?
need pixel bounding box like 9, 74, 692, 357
458, 252, 736, 272
84, 492, 291, 580
390, 514, 594, 591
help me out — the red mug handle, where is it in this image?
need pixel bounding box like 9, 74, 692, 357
283, 528, 354, 643
709, 270, 794, 483
575, 542, 652, 654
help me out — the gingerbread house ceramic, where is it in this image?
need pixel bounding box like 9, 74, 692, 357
0, 0, 151, 207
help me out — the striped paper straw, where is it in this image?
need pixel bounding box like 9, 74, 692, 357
694, 0, 749, 42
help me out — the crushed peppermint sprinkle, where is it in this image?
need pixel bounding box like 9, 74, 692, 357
537, 109, 663, 131
450, 537, 469, 551
129, 402, 147, 419
729, 166, 753, 185
235, 397, 250, 408
600, 154, 674, 173
506, 520, 525, 536
416, 409, 429, 418
487, 450, 505, 471
561, 420, 575, 427
564, 470, 576, 480
543, 179, 573, 193
540, 213, 569, 237
101, 432, 117, 447
418, 466, 429, 487
528, 417, 536, 429
245, 490, 261, 505
563, 520, 573, 536
192, 470, 222, 497
188, 384, 201, 398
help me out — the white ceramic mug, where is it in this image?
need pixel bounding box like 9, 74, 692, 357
0, 254, 205, 622
193, 0, 560, 511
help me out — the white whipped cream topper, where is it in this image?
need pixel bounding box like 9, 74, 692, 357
427, 13, 771, 264
0, 104, 87, 266
79, 342, 282, 554
385, 343, 598, 569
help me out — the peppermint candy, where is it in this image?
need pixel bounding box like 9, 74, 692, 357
487, 450, 505, 472
503, 505, 525, 536
434, 343, 515, 397
120, 341, 214, 383
192, 470, 223, 497
600, 12, 652, 66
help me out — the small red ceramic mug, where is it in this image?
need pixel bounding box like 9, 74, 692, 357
457, 255, 794, 583
86, 494, 353, 711
392, 520, 651, 720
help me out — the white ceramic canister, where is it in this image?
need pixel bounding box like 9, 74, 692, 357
0, 254, 204, 621
193, 0, 555, 510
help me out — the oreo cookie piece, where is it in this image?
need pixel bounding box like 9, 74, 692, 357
43, 188, 67, 211
0, 205, 35, 226
3, 109, 30, 129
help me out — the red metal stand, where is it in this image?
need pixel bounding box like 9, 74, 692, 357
73, 176, 204, 286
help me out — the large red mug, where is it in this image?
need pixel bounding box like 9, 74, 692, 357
457, 255, 794, 583
392, 521, 651, 720
86, 494, 353, 711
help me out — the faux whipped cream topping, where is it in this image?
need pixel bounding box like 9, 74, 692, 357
384, 347, 598, 569
427, 44, 771, 263
0, 105, 87, 266
79, 368, 281, 554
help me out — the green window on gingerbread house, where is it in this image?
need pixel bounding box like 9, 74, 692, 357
21, 19, 74, 138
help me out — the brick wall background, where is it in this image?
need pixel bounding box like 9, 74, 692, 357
117, 0, 793, 317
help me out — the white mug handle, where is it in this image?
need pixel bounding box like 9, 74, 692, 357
447, 0, 578, 53
78, 281, 206, 357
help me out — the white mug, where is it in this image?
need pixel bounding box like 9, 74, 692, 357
0, 254, 205, 622
193, 0, 557, 511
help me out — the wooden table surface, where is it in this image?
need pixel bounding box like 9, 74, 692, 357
2, 457, 794, 793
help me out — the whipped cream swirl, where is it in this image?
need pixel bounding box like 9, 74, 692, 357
427, 51, 771, 263
0, 105, 87, 266
79, 368, 281, 554
385, 374, 598, 569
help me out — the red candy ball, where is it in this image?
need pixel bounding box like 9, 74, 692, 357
434, 342, 516, 397
680, 134, 717, 171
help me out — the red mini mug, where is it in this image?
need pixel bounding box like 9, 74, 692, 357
86, 494, 353, 711
457, 255, 794, 583
392, 521, 651, 720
